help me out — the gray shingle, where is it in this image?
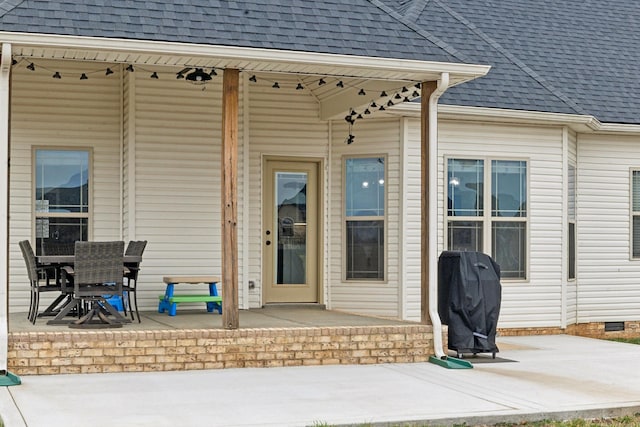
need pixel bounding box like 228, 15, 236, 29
0, 0, 464, 64
383, 0, 640, 124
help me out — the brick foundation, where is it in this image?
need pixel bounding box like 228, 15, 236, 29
8, 324, 433, 376
499, 321, 640, 340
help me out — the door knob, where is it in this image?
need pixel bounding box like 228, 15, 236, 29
266, 240, 271, 245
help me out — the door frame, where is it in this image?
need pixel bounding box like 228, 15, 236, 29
261, 156, 324, 305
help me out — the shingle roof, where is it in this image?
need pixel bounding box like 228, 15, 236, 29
383, 0, 640, 124
0, 0, 463, 64
1, 0, 638, 124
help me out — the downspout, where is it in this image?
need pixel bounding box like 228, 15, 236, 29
428, 72, 449, 360
0, 43, 20, 384
425, 74, 471, 369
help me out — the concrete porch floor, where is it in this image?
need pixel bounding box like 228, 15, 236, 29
9, 305, 415, 332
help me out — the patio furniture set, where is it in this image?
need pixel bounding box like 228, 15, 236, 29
19, 239, 223, 328
19, 239, 146, 328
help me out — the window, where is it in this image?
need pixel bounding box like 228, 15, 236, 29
631, 170, 640, 258
568, 163, 576, 279
34, 149, 90, 255
344, 157, 385, 280
447, 158, 527, 279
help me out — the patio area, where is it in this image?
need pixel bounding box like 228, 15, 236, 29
7, 306, 434, 376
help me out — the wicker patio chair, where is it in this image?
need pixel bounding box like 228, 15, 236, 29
41, 241, 76, 256
122, 240, 147, 322
18, 240, 64, 324
61, 241, 128, 328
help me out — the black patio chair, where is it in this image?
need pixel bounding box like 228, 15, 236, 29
122, 240, 147, 322
18, 240, 65, 324
57, 241, 128, 328
41, 241, 76, 256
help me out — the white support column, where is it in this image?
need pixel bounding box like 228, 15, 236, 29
0, 43, 20, 384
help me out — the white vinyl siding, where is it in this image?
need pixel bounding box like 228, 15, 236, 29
9, 60, 122, 313
247, 75, 329, 308
330, 119, 401, 318
437, 120, 564, 328
402, 118, 421, 321
130, 71, 248, 310
577, 134, 640, 322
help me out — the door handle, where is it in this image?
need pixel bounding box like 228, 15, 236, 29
266, 240, 271, 246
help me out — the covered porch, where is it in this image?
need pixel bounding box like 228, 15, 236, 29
0, 33, 488, 377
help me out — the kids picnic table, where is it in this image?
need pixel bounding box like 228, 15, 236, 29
158, 276, 222, 316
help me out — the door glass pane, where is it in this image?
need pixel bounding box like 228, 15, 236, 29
36, 150, 89, 213
276, 172, 307, 284
447, 159, 483, 216
346, 220, 384, 279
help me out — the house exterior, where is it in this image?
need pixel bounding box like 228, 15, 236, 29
1, 0, 640, 374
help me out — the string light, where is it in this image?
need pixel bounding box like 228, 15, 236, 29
14, 57, 425, 145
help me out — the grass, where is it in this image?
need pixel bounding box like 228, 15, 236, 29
607, 337, 640, 345
313, 414, 640, 426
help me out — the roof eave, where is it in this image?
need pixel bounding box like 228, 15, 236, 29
0, 31, 490, 84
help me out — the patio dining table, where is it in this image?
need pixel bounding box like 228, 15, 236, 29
38, 253, 141, 326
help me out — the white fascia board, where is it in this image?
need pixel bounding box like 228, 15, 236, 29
387, 103, 640, 134
0, 31, 491, 81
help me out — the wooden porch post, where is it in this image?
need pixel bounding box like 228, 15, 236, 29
221, 68, 239, 329
420, 81, 438, 324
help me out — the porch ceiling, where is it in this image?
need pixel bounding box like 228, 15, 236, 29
6, 33, 490, 119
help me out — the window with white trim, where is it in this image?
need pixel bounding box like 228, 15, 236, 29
447, 158, 527, 279
34, 149, 90, 255
631, 170, 640, 258
344, 157, 385, 280
568, 162, 576, 279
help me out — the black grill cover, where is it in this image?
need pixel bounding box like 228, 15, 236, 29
438, 251, 502, 355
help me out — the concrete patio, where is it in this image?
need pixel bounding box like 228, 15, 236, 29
2, 334, 640, 427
